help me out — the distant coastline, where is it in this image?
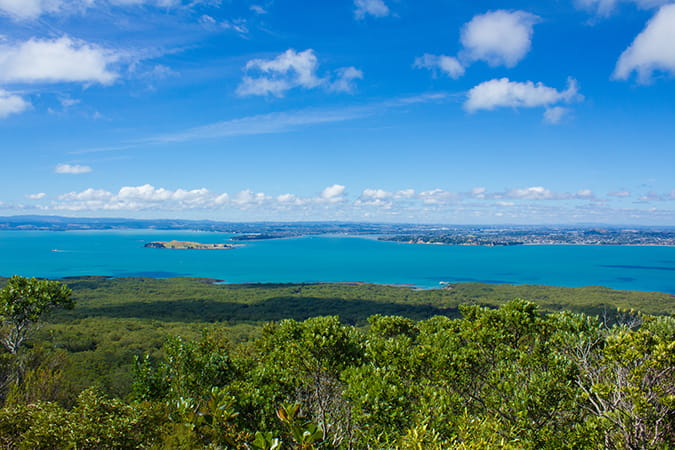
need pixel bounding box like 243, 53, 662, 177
2, 215, 675, 247
386, 239, 675, 247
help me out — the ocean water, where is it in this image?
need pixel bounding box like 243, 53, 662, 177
1, 230, 674, 293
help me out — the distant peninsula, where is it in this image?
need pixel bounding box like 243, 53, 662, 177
144, 240, 241, 250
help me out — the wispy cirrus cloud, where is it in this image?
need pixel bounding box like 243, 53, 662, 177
0, 0, 200, 21
143, 107, 372, 144
574, 0, 673, 17
353, 0, 390, 20
74, 92, 453, 153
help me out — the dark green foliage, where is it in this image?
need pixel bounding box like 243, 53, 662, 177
0, 388, 165, 449
133, 331, 232, 402
0, 276, 73, 354
1, 276, 673, 448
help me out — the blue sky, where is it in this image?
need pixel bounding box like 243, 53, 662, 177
1, 0, 674, 224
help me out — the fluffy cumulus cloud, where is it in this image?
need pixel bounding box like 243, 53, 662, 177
465, 77, 582, 121
414, 54, 465, 79
30, 184, 624, 219
320, 184, 346, 203
415, 10, 539, 79
501, 186, 596, 200
47, 184, 355, 211
0, 89, 30, 118
356, 188, 417, 207
574, 0, 673, 16
237, 49, 362, 97
55, 163, 92, 174
0, 37, 119, 85
26, 192, 46, 199
460, 10, 540, 68
418, 189, 459, 205
353, 0, 389, 20
613, 4, 675, 83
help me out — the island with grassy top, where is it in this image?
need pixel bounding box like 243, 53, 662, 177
144, 240, 242, 249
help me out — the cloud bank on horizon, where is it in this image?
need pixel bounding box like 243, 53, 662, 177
0, 0, 674, 224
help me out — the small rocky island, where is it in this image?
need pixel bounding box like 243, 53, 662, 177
144, 240, 241, 249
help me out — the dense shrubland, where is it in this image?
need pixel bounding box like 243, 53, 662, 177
0, 276, 673, 448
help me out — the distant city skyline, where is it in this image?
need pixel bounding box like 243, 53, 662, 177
1, 0, 674, 224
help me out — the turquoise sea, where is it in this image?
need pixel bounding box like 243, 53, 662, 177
1, 230, 675, 293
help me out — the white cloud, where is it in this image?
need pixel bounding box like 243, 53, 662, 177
59, 188, 110, 201
356, 188, 417, 207
460, 10, 540, 68
469, 187, 487, 199
329, 67, 363, 93
357, 188, 393, 207
0, 0, 64, 20
574, 0, 673, 16
506, 186, 555, 200
613, 4, 675, 83
0, 36, 118, 85
231, 189, 269, 207
361, 188, 392, 200
221, 18, 249, 35
414, 54, 465, 79
501, 186, 596, 200
276, 193, 305, 206
395, 189, 416, 199
0, 0, 194, 20
31, 184, 615, 220
76, 95, 449, 154
48, 183, 355, 211
250, 5, 267, 14
237, 49, 321, 97
138, 107, 371, 145
465, 78, 582, 120
418, 189, 458, 205
543, 106, 571, 124
354, 0, 389, 20
237, 49, 362, 97
0, 89, 30, 118
55, 163, 92, 174
26, 192, 46, 199
575, 189, 595, 199
107, 0, 181, 7
320, 184, 346, 203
